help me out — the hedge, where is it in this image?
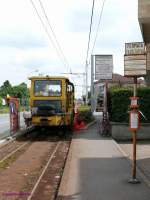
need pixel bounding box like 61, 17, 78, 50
108, 87, 150, 123
78, 106, 94, 123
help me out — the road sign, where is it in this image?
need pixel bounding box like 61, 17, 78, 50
124, 54, 147, 76
130, 110, 140, 131
125, 42, 145, 55
124, 42, 147, 77
95, 55, 113, 80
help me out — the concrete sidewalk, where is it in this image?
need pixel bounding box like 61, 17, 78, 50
57, 123, 150, 200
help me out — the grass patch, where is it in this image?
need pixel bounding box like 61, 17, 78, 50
0, 106, 28, 114
78, 105, 91, 112
0, 106, 9, 114
0, 155, 17, 170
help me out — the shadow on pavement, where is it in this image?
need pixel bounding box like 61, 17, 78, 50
57, 157, 150, 200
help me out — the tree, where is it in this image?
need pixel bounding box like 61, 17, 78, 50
12, 83, 29, 106
0, 81, 29, 107
0, 80, 12, 98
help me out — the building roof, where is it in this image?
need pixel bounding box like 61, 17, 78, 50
95, 73, 145, 85
29, 76, 69, 80
112, 73, 134, 83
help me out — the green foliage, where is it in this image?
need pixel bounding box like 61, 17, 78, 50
0, 80, 12, 98
12, 83, 29, 97
0, 81, 29, 107
108, 87, 150, 123
78, 105, 91, 112
0, 106, 9, 114
0, 97, 2, 107
78, 107, 94, 123
138, 88, 150, 123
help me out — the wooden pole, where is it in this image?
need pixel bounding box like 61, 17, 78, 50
132, 130, 137, 179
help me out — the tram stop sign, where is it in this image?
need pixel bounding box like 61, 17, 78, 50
129, 110, 140, 132
124, 42, 147, 77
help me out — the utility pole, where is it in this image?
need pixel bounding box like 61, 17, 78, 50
85, 60, 88, 104
91, 55, 94, 112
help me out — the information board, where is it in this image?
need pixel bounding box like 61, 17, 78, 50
95, 55, 113, 80
124, 54, 147, 76
130, 112, 138, 129
124, 42, 147, 77
125, 42, 145, 55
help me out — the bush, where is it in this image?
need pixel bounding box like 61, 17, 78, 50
0, 97, 3, 107
108, 87, 150, 123
78, 106, 94, 123
138, 88, 150, 123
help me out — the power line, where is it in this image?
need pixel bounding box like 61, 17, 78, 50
61, 72, 85, 75
38, 0, 70, 72
91, 0, 106, 54
29, 0, 68, 70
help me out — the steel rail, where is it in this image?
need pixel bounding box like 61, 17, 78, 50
27, 141, 61, 200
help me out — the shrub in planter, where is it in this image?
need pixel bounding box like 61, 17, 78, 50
138, 87, 150, 123
78, 108, 94, 124
108, 87, 132, 122
108, 87, 150, 123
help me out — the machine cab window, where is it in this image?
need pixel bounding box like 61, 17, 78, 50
34, 80, 62, 97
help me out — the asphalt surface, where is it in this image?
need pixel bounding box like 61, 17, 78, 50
0, 113, 25, 139
58, 122, 150, 200
119, 141, 150, 185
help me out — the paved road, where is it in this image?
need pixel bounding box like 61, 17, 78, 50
0, 113, 25, 139
58, 122, 150, 200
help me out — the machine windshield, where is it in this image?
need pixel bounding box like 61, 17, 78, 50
34, 80, 61, 96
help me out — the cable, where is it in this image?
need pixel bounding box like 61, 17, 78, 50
29, 0, 68, 69
38, 0, 71, 72
91, 0, 106, 54
85, 0, 95, 64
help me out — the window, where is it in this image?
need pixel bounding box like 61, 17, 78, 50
34, 80, 61, 96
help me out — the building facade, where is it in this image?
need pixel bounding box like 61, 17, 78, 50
138, 0, 150, 85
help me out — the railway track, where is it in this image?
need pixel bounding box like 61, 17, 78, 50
26, 139, 70, 200
0, 128, 37, 163
0, 129, 71, 200
27, 142, 61, 200
0, 142, 29, 163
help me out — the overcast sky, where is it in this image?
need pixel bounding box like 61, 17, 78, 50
0, 0, 142, 97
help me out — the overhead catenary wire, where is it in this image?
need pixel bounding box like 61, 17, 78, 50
91, 0, 106, 55
29, 0, 68, 71
38, 0, 71, 72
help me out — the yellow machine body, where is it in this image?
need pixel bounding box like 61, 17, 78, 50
29, 76, 74, 128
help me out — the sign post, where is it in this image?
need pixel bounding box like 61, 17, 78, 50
95, 55, 113, 136
124, 42, 146, 184
9, 97, 20, 135
129, 78, 140, 184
